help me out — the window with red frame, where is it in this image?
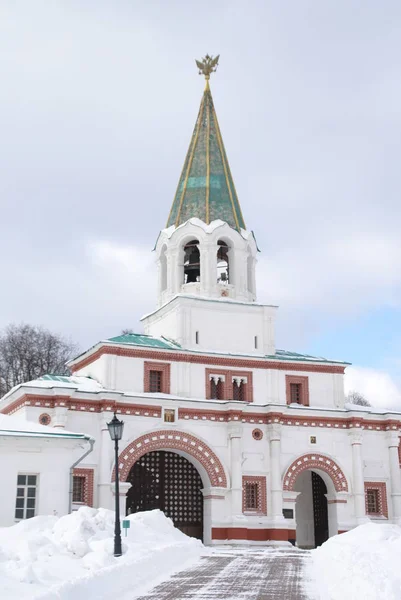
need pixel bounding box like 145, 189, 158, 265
210, 377, 224, 400
245, 482, 259, 510
367, 489, 379, 514
286, 375, 309, 406
233, 379, 245, 401
149, 370, 163, 393
72, 476, 85, 503
290, 383, 302, 403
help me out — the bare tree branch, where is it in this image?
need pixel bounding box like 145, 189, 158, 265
347, 390, 371, 407
0, 323, 79, 397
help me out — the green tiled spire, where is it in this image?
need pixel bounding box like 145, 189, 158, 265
166, 58, 246, 232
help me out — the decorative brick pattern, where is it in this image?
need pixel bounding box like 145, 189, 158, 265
2, 396, 162, 418
205, 368, 253, 402
38, 413, 51, 426
252, 428, 263, 440
365, 482, 388, 518
242, 476, 267, 514
285, 375, 309, 406
71, 345, 346, 374
144, 361, 171, 394
283, 453, 349, 492
72, 468, 94, 507
113, 430, 227, 487
3, 395, 401, 434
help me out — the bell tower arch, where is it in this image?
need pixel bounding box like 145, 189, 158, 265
143, 56, 276, 355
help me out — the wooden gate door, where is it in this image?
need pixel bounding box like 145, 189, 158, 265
126, 450, 203, 540
312, 471, 329, 547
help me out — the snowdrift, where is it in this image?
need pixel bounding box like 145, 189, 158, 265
0, 507, 203, 600
310, 522, 401, 600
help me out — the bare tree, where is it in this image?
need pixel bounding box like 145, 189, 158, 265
347, 390, 371, 407
0, 323, 79, 397
121, 328, 134, 335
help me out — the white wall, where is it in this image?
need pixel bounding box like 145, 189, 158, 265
0, 436, 91, 527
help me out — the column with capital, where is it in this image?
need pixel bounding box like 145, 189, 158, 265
387, 431, 401, 523
349, 428, 368, 523
98, 413, 113, 509
268, 423, 284, 520
229, 424, 243, 516
53, 406, 68, 428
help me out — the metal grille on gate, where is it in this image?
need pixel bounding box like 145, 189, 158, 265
311, 471, 329, 547
126, 451, 203, 540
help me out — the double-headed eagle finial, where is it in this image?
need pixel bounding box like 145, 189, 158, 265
195, 54, 219, 86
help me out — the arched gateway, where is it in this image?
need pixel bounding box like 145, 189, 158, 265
283, 454, 349, 548
113, 430, 228, 541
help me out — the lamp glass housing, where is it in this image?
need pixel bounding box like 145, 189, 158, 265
107, 414, 124, 441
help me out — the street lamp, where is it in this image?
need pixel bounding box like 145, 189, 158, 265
107, 412, 124, 557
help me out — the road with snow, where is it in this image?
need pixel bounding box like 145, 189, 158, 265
134, 547, 314, 599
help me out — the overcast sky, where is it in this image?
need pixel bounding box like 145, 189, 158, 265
1, 1, 400, 407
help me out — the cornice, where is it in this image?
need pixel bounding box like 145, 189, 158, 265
70, 345, 346, 374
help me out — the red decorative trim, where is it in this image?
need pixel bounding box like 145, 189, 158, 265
144, 361, 171, 394
286, 375, 309, 406
71, 345, 346, 374
113, 430, 227, 488
205, 368, 253, 402
211, 528, 295, 541
283, 453, 349, 492
203, 495, 225, 500
72, 468, 94, 507
365, 482, 388, 518
242, 476, 267, 515
252, 428, 263, 440
3, 395, 401, 433
38, 413, 51, 426
327, 499, 347, 504
1, 395, 162, 418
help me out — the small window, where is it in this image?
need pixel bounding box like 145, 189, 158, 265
290, 383, 302, 404
233, 380, 245, 401
210, 377, 224, 400
254, 336, 258, 349
15, 474, 38, 520
149, 370, 162, 393
72, 476, 85, 503
367, 489, 379, 514
245, 482, 259, 510
195, 331, 199, 344
164, 409, 175, 423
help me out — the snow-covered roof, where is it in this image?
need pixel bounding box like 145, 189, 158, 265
0, 374, 104, 404
0, 413, 93, 440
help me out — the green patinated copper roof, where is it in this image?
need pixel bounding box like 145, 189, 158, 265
105, 332, 348, 364
107, 333, 182, 349
166, 82, 246, 232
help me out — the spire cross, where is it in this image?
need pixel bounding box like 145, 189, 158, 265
196, 54, 219, 88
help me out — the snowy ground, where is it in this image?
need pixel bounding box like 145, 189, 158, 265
0, 507, 203, 600
309, 522, 401, 600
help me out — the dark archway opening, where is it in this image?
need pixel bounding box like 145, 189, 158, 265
183, 240, 200, 283
312, 471, 329, 547
126, 450, 204, 540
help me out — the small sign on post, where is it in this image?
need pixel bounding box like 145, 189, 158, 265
122, 519, 130, 537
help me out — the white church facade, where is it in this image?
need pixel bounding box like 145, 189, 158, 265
1, 56, 401, 547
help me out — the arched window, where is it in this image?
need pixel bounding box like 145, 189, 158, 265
247, 252, 254, 294
217, 241, 229, 284
183, 240, 200, 283
160, 245, 167, 292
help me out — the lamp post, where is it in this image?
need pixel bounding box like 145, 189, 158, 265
107, 412, 124, 557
